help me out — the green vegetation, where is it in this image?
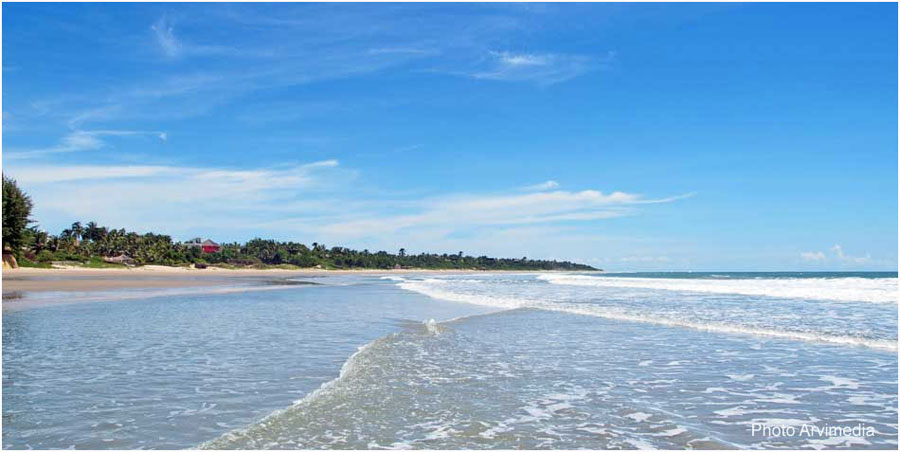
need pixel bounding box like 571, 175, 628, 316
207, 239, 595, 270
16, 226, 596, 270
16, 256, 52, 269
4, 180, 597, 271
2, 175, 34, 253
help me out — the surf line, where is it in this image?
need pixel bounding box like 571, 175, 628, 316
395, 280, 898, 353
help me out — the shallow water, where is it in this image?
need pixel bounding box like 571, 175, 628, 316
3, 272, 898, 449
2, 277, 492, 449
206, 309, 898, 449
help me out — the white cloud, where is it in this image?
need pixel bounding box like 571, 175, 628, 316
320, 189, 675, 238
151, 15, 181, 58
499, 53, 550, 66
58, 131, 105, 152
11, 160, 349, 236
830, 244, 845, 259
66, 105, 123, 128
150, 15, 242, 60
11, 165, 181, 184
5, 130, 167, 159
300, 159, 339, 169
831, 244, 871, 264
15, 160, 340, 188
470, 50, 611, 85
800, 245, 871, 265
522, 180, 559, 191
800, 251, 826, 262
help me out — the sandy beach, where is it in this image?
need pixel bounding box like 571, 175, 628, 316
1, 266, 478, 294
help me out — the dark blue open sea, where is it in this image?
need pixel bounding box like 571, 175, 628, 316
3, 272, 897, 449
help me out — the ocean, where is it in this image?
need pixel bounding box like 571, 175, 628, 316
2, 272, 897, 449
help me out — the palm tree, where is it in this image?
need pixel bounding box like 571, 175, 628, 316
30, 228, 49, 253
48, 236, 60, 253
69, 222, 85, 245
84, 221, 103, 242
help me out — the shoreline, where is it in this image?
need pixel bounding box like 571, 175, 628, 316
1, 266, 530, 294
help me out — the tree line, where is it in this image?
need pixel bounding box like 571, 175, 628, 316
2, 175, 597, 271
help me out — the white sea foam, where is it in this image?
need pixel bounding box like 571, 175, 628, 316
652, 427, 688, 437
537, 274, 898, 304
396, 279, 898, 352
625, 412, 653, 422
200, 335, 387, 448
727, 374, 755, 382
423, 318, 442, 336
805, 436, 872, 449
818, 376, 860, 390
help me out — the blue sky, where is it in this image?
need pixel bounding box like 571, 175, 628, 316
2, 2, 897, 271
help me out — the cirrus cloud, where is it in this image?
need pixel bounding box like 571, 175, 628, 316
320, 189, 681, 238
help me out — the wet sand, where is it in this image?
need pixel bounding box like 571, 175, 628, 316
1, 266, 476, 293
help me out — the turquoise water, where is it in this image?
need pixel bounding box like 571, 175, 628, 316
3, 272, 897, 449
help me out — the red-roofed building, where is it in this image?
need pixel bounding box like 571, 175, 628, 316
184, 238, 222, 254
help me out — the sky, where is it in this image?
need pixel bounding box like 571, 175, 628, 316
1, 2, 897, 271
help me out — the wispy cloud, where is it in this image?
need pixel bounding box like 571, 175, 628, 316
5, 130, 167, 159
151, 14, 240, 60
801, 245, 871, 265
800, 251, 826, 262
469, 50, 610, 85
320, 189, 679, 238
499, 53, 552, 66
10, 160, 349, 235
831, 244, 871, 264
6, 5, 616, 145
14, 159, 339, 187
151, 15, 180, 58
66, 105, 124, 129
522, 180, 560, 191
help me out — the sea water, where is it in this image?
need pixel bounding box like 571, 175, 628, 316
3, 272, 897, 449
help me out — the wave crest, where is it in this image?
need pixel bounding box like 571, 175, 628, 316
537, 274, 898, 304
397, 279, 897, 352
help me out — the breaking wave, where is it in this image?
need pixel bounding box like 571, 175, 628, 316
397, 278, 898, 352
537, 274, 898, 304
